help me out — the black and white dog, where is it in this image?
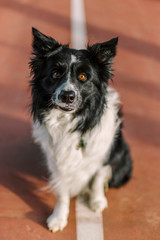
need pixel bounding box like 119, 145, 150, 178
29, 28, 132, 232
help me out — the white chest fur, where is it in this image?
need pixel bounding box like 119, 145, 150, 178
32, 88, 121, 197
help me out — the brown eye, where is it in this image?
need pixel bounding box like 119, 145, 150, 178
52, 71, 60, 78
78, 73, 87, 81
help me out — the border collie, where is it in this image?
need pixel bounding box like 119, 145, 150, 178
29, 28, 132, 232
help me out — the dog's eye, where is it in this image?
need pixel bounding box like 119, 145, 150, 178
78, 73, 87, 81
52, 71, 60, 78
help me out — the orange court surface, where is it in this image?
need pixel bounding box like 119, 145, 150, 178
0, 0, 160, 239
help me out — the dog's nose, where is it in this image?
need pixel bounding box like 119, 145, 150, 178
59, 90, 75, 104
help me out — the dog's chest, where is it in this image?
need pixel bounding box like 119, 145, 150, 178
42, 112, 97, 176
43, 111, 112, 194
32, 89, 121, 195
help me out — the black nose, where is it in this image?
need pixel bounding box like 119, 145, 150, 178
59, 90, 75, 104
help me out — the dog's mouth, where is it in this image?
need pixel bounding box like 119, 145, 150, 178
58, 105, 76, 113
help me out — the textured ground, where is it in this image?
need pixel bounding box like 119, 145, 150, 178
0, 0, 160, 239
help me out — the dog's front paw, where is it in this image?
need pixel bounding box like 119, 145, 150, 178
90, 196, 108, 213
47, 213, 68, 232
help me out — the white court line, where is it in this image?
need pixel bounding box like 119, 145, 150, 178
71, 0, 87, 49
70, 0, 104, 239
76, 198, 104, 240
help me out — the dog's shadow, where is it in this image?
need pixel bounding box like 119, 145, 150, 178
0, 114, 54, 228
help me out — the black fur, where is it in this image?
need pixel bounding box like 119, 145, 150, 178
107, 128, 132, 188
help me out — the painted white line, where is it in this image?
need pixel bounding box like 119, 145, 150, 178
76, 197, 104, 240
70, 1, 104, 239
71, 0, 87, 49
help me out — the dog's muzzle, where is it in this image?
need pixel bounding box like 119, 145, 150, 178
52, 89, 82, 113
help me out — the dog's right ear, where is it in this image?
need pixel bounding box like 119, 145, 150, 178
32, 27, 60, 55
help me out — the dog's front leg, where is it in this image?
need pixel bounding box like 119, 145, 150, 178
90, 165, 112, 213
47, 193, 70, 232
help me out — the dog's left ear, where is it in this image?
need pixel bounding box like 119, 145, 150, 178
32, 27, 61, 55
88, 37, 118, 64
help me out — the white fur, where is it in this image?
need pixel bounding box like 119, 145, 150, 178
71, 54, 77, 64
32, 87, 121, 232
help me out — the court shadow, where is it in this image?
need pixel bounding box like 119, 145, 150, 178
0, 114, 53, 228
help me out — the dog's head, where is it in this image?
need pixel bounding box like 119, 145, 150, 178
30, 28, 118, 131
